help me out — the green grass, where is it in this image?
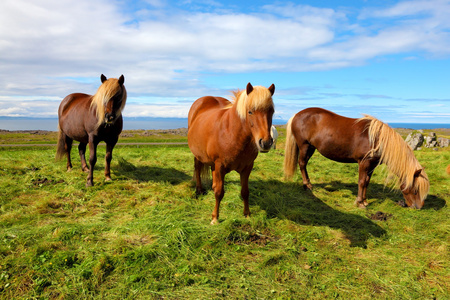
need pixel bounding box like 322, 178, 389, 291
0, 129, 188, 145
0, 131, 449, 299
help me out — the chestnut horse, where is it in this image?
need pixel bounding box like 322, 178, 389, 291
188, 83, 275, 224
284, 107, 429, 209
56, 74, 127, 186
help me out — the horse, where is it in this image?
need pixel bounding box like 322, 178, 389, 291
188, 82, 275, 224
284, 107, 429, 209
271, 125, 278, 149
56, 74, 127, 187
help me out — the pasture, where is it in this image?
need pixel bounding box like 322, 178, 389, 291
0, 128, 449, 299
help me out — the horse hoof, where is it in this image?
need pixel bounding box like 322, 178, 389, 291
303, 184, 313, 190
210, 218, 219, 225
105, 177, 112, 182
195, 189, 206, 197
355, 202, 367, 209
86, 181, 93, 187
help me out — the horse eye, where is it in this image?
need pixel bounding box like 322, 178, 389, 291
248, 110, 253, 115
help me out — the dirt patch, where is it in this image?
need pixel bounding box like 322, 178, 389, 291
368, 211, 393, 221
32, 178, 64, 186
227, 232, 274, 246
226, 224, 277, 246
397, 200, 408, 207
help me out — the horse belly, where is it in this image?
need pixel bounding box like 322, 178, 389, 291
60, 120, 89, 143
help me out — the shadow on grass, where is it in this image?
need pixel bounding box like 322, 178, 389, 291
250, 179, 388, 248
420, 194, 447, 210
314, 179, 446, 211
115, 157, 191, 184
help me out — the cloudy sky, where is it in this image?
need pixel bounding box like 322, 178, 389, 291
1, 0, 450, 127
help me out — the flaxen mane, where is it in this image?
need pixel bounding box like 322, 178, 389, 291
90, 78, 127, 128
358, 115, 429, 202
229, 86, 274, 120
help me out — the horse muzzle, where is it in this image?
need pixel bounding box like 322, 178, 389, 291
258, 138, 273, 153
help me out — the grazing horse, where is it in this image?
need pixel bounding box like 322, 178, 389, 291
56, 74, 127, 186
284, 107, 429, 209
188, 83, 275, 224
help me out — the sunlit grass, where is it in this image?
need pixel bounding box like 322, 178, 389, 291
0, 130, 448, 299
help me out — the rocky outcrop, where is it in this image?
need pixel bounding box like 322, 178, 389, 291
405, 132, 449, 150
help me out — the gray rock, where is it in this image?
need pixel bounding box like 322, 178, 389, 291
438, 137, 449, 147
425, 132, 438, 148
406, 132, 424, 150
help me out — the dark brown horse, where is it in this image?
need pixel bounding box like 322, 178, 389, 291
284, 107, 429, 209
56, 74, 127, 186
188, 83, 275, 224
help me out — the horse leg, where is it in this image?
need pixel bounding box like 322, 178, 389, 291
211, 163, 225, 225
298, 143, 315, 190
78, 143, 89, 172
240, 163, 253, 218
64, 135, 73, 171
356, 161, 375, 208
194, 158, 206, 195
86, 138, 98, 187
104, 142, 116, 181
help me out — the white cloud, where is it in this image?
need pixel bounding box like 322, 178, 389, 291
0, 0, 450, 120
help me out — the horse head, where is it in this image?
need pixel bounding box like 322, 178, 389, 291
92, 74, 127, 128
241, 82, 275, 153
400, 168, 429, 209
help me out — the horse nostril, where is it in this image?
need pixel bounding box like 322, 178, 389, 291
259, 138, 272, 150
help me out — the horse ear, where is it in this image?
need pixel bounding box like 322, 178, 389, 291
414, 168, 422, 177
118, 75, 124, 86
246, 82, 254, 95
101, 74, 107, 83
268, 84, 275, 96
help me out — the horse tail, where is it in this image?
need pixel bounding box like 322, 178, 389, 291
284, 116, 299, 180
55, 125, 66, 160
360, 115, 429, 202
193, 159, 211, 184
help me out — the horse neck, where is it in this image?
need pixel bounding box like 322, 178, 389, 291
224, 105, 252, 138
373, 124, 421, 188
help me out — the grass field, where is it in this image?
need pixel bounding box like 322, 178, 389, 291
0, 128, 449, 299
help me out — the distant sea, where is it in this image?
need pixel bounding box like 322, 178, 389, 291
0, 117, 449, 131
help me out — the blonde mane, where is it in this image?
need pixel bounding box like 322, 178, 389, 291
90, 77, 127, 128
359, 115, 429, 202
228, 86, 274, 119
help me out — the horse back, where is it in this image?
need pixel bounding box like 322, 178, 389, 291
59, 93, 91, 119
292, 107, 372, 162
188, 96, 230, 127
58, 93, 97, 143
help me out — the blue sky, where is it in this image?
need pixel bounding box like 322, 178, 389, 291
0, 0, 449, 124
